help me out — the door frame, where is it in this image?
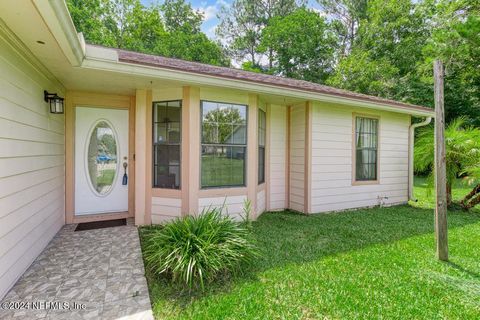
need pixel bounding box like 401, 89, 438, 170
65, 91, 136, 224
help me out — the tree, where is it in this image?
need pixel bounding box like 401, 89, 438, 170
414, 117, 480, 206
421, 0, 480, 126
328, 0, 431, 104
158, 31, 229, 66
461, 175, 480, 210
68, 0, 166, 51
161, 0, 203, 33
327, 51, 399, 98
158, 0, 228, 65
216, 0, 304, 69
67, 0, 115, 46
260, 9, 337, 83
217, 0, 265, 68
106, 0, 166, 53
67, 0, 228, 66
326, 0, 480, 125
317, 0, 368, 56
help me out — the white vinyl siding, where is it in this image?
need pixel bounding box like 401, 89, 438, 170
0, 33, 65, 299
151, 197, 182, 223
257, 189, 266, 215
289, 104, 305, 212
310, 102, 410, 213
198, 195, 247, 221
268, 104, 287, 210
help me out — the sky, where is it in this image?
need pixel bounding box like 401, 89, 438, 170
140, 0, 322, 39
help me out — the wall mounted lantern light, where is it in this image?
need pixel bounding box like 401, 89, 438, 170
44, 90, 64, 114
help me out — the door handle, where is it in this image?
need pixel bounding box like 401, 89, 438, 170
122, 161, 128, 185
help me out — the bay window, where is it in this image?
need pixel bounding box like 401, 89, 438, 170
153, 100, 181, 189
201, 101, 247, 188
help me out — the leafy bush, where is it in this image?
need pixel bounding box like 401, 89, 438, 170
142, 208, 257, 289
415, 117, 480, 205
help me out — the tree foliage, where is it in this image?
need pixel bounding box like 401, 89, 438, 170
67, 0, 228, 66
317, 0, 368, 56
327, 0, 480, 124
216, 0, 305, 68
260, 8, 337, 83
327, 0, 432, 104
414, 117, 480, 205
68, 0, 480, 126
421, 0, 480, 126
215, 0, 480, 126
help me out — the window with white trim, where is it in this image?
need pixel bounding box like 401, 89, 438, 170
355, 116, 378, 181
153, 100, 181, 189
201, 101, 247, 188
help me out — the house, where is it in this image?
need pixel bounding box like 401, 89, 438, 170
0, 1, 435, 299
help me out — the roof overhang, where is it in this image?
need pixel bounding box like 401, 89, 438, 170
83, 46, 435, 117
32, 0, 85, 66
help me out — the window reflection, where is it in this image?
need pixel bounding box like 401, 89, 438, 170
88, 121, 117, 195
201, 101, 247, 188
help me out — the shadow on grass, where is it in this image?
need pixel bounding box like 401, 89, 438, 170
447, 261, 480, 279
139, 204, 480, 310
253, 205, 479, 269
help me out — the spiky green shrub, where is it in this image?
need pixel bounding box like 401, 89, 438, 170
415, 117, 480, 204
142, 208, 257, 289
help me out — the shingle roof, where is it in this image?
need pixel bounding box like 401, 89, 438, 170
115, 48, 433, 114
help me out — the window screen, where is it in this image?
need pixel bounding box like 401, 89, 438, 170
355, 117, 378, 181
201, 101, 247, 188
153, 100, 181, 189
258, 109, 266, 184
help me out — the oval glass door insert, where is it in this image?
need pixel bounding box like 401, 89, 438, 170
87, 121, 118, 195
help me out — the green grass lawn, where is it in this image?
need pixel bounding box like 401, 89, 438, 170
140, 177, 480, 319
412, 176, 476, 209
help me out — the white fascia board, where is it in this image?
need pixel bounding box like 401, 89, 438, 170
81, 56, 435, 118
0, 18, 65, 94
33, 0, 85, 66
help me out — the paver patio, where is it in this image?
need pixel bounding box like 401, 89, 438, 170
0, 220, 153, 320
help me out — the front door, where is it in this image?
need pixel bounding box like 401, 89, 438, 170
75, 106, 129, 215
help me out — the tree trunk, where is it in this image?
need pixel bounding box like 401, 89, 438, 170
269, 47, 273, 69
461, 183, 480, 205
460, 183, 480, 210
434, 59, 448, 261
446, 183, 452, 206
465, 193, 480, 209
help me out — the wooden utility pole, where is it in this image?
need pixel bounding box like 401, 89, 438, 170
434, 60, 448, 261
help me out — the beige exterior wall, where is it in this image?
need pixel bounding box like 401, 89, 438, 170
310, 101, 410, 212
199, 195, 247, 220
135, 89, 148, 225
137, 81, 411, 222
289, 103, 306, 212
267, 104, 287, 211
0, 29, 65, 298
256, 189, 266, 215
151, 197, 182, 223
62, 86, 411, 226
